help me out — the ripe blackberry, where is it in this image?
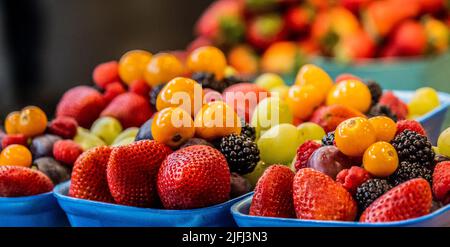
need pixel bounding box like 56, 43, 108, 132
365, 80, 382, 106
219, 134, 260, 175
241, 121, 256, 141
149, 83, 166, 109
322, 131, 335, 146
391, 130, 435, 168
192, 72, 227, 92
389, 161, 433, 186
355, 179, 392, 211
368, 104, 398, 121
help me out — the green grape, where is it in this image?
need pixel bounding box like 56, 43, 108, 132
254, 73, 285, 91
243, 161, 271, 187
251, 97, 293, 139
112, 127, 139, 145
437, 127, 450, 158
270, 85, 289, 99
408, 87, 440, 117
74, 127, 106, 151
297, 122, 326, 142
111, 137, 136, 147
90, 117, 123, 145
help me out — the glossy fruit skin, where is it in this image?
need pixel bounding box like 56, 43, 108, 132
408, 87, 440, 118
368, 116, 397, 142
33, 157, 71, 185
152, 107, 195, 148
363, 142, 399, 177
335, 117, 376, 157
73, 127, 106, 151
255, 73, 285, 91
310, 104, 366, 133
295, 64, 334, 100
187, 46, 227, 80
5, 111, 20, 134
30, 134, 62, 159
293, 140, 322, 171
194, 101, 241, 140
306, 145, 355, 179
118, 50, 152, 85
112, 127, 139, 146
90, 117, 123, 145
0, 144, 32, 167
249, 165, 295, 218
251, 97, 293, 139
135, 117, 153, 141
437, 127, 450, 158
8, 106, 48, 137
286, 84, 323, 120
326, 79, 372, 113
144, 53, 185, 87
156, 77, 203, 116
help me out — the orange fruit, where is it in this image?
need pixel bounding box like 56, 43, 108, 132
286, 84, 323, 120
118, 50, 152, 85
187, 46, 227, 80
156, 77, 203, 116
326, 79, 372, 113
194, 101, 241, 140
368, 116, 397, 142
363, 142, 399, 177
12, 106, 48, 137
143, 53, 184, 87
0, 144, 32, 167
151, 107, 195, 148
261, 41, 301, 74
335, 117, 376, 157
5, 111, 20, 134
295, 64, 334, 99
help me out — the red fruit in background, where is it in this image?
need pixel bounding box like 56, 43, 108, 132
396, 120, 427, 136
101, 92, 153, 128
92, 61, 120, 89
56, 86, 105, 128
293, 168, 357, 221
69, 146, 114, 203
1, 134, 28, 149
417, 0, 444, 14
360, 178, 432, 222
102, 81, 126, 104
432, 161, 450, 204
391, 20, 427, 56
336, 166, 371, 195
246, 14, 287, 50
157, 145, 230, 209
310, 105, 365, 133
293, 141, 321, 171
129, 79, 151, 100
186, 36, 213, 53
107, 140, 172, 207
379, 91, 408, 120
335, 73, 362, 83
335, 30, 376, 61
340, 0, 373, 13
0, 166, 53, 197
52, 140, 83, 166
249, 165, 296, 218
285, 6, 312, 33
48, 116, 78, 139
223, 83, 269, 123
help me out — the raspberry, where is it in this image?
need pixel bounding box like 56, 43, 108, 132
129, 79, 151, 99
2, 134, 28, 149
293, 140, 321, 171
432, 161, 450, 204
53, 140, 83, 166
103, 81, 126, 104
93, 61, 120, 89
336, 166, 371, 195
48, 116, 78, 139
396, 120, 426, 136
379, 91, 408, 120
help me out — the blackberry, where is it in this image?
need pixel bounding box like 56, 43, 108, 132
223, 75, 242, 88
241, 121, 256, 140
219, 134, 260, 175
355, 179, 392, 211
389, 161, 433, 186
391, 130, 435, 168
368, 104, 398, 121
322, 132, 335, 146
192, 72, 227, 92
149, 84, 166, 109
365, 80, 382, 106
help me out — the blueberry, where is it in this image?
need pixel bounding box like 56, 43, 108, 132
34, 157, 71, 184
230, 172, 252, 198
30, 134, 62, 159
135, 117, 153, 141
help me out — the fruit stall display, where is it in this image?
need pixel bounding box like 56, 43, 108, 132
0, 45, 449, 227
193, 0, 450, 91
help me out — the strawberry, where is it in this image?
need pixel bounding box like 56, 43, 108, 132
223, 83, 269, 123
56, 86, 105, 128
379, 91, 408, 120
157, 145, 230, 209
92, 61, 120, 89
334, 29, 376, 61
107, 140, 172, 207
293, 141, 321, 171
336, 166, 371, 195
101, 92, 153, 128
284, 6, 312, 33
129, 79, 151, 100
1, 134, 28, 149
246, 14, 287, 50
390, 20, 427, 56
310, 105, 366, 133
432, 161, 450, 204
69, 146, 114, 203
360, 178, 432, 222
396, 120, 427, 136
0, 166, 53, 197
249, 165, 296, 218
102, 81, 126, 104
293, 168, 357, 221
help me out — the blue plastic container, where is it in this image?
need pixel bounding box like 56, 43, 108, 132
0, 192, 69, 227
54, 181, 250, 227
231, 194, 450, 227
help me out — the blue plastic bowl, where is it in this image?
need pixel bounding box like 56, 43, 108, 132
0, 192, 69, 227
54, 181, 250, 227
231, 194, 450, 227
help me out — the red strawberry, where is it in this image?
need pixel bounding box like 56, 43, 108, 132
103, 81, 127, 104
249, 165, 296, 218
223, 83, 269, 123
157, 145, 230, 209
334, 30, 376, 61
0, 166, 53, 197
129, 79, 151, 100
246, 14, 287, 50
360, 178, 432, 222
52, 140, 83, 166
101, 92, 153, 128
284, 6, 312, 33
107, 140, 172, 207
379, 91, 408, 120
432, 161, 450, 204
1, 134, 28, 149
69, 146, 114, 203
336, 166, 371, 195
293, 168, 357, 221
293, 141, 321, 171
310, 105, 366, 133
396, 120, 427, 136
48, 116, 78, 139
390, 20, 427, 56
56, 86, 105, 128
92, 61, 120, 89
